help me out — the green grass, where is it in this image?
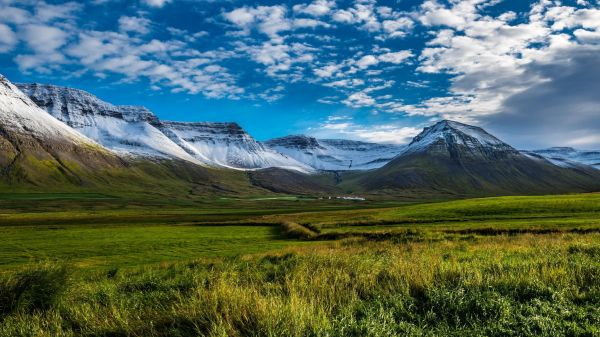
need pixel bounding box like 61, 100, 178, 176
1, 192, 600, 336
265, 193, 600, 231
1, 234, 599, 336
0, 225, 316, 270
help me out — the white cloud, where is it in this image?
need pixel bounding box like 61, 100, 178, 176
331, 2, 381, 32
313, 64, 340, 78
331, 9, 354, 23
382, 17, 414, 38
293, 0, 335, 17
353, 50, 412, 70
293, 18, 331, 29
313, 118, 420, 144
574, 28, 600, 43
378, 50, 413, 64
0, 24, 16, 52
224, 5, 291, 41
118, 16, 151, 34
348, 125, 420, 144
356, 55, 378, 69
324, 78, 364, 88
21, 24, 68, 53
343, 91, 376, 107
142, 0, 171, 8
236, 41, 315, 78
35, 2, 81, 22
15, 24, 69, 72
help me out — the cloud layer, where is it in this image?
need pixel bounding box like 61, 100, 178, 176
0, 0, 599, 147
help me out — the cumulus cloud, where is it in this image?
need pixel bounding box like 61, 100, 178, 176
118, 16, 151, 34
236, 41, 315, 78
355, 55, 378, 69
377, 50, 413, 64
142, 0, 171, 8
0, 24, 16, 52
224, 5, 291, 41
331, 1, 380, 32
293, 0, 335, 17
2, 0, 600, 147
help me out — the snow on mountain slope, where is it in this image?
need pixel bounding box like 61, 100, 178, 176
0, 76, 96, 145
17, 83, 311, 171
161, 122, 312, 172
17, 83, 202, 163
403, 120, 518, 157
528, 147, 600, 169
265, 135, 404, 170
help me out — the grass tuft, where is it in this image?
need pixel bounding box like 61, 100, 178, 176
0, 263, 70, 316
280, 221, 318, 240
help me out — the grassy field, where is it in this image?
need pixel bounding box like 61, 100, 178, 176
0, 192, 599, 336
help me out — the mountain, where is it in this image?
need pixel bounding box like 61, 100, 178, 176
527, 147, 600, 169
18, 83, 310, 172
7, 76, 600, 198
265, 135, 404, 170
0, 75, 126, 188
17, 83, 202, 164
345, 120, 600, 196
160, 122, 311, 172
1, 77, 288, 196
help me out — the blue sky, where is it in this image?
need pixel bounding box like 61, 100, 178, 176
1, 0, 600, 149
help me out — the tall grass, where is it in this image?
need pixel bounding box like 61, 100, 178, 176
1, 233, 599, 336
0, 263, 69, 316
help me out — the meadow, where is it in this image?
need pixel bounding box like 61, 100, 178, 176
0, 192, 599, 336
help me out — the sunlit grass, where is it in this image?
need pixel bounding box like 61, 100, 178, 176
1, 233, 599, 336
1, 192, 600, 336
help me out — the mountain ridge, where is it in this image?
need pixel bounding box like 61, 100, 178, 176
266, 135, 404, 170
2, 74, 600, 198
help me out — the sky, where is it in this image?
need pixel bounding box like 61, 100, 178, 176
0, 0, 599, 149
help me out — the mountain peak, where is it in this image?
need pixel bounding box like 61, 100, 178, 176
410, 120, 505, 147
0, 75, 95, 144
404, 119, 517, 158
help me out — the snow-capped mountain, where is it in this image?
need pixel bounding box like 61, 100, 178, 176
1, 77, 96, 145
17, 83, 201, 164
352, 119, 600, 195
160, 122, 312, 171
404, 120, 519, 158
0, 75, 130, 187
17, 83, 310, 171
527, 147, 600, 170
265, 135, 404, 170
